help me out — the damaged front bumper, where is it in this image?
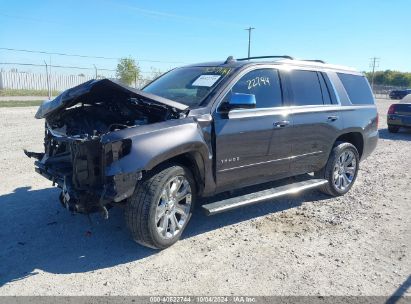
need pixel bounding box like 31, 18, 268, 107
26, 135, 142, 215
35, 161, 141, 214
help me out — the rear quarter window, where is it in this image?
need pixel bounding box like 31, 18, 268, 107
337, 73, 375, 105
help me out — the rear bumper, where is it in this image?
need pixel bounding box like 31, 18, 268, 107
362, 130, 378, 160
387, 114, 411, 127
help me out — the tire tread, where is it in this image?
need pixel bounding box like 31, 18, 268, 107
315, 142, 359, 197
125, 165, 193, 249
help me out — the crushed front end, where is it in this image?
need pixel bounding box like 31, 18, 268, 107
27, 127, 141, 216
25, 79, 187, 216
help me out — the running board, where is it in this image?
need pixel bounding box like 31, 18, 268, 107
202, 179, 328, 216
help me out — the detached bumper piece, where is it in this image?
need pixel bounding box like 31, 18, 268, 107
202, 178, 328, 215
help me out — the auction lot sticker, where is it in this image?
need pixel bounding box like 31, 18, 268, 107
192, 75, 221, 87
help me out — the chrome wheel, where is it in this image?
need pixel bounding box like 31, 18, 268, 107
155, 175, 192, 240
333, 150, 357, 191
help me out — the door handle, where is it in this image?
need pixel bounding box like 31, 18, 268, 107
327, 115, 339, 122
273, 120, 290, 128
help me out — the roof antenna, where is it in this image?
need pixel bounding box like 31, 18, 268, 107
225, 56, 236, 64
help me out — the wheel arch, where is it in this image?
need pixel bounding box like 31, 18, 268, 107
151, 151, 206, 196
334, 132, 364, 159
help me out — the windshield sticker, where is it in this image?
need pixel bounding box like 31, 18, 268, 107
204, 67, 231, 75
192, 75, 221, 87
246, 77, 271, 90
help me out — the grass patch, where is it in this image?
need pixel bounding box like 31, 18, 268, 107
0, 89, 61, 97
0, 100, 43, 107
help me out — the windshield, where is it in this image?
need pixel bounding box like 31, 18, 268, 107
143, 66, 231, 107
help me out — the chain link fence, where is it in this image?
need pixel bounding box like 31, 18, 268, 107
372, 84, 408, 99
0, 62, 161, 99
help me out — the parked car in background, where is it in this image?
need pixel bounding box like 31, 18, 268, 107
389, 89, 411, 100
387, 94, 411, 133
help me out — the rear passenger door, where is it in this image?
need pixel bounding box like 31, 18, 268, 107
282, 69, 343, 174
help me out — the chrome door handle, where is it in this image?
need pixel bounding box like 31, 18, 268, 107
274, 120, 290, 128
327, 115, 339, 122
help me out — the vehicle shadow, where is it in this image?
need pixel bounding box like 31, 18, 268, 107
0, 179, 330, 287
186, 176, 329, 237
0, 186, 156, 287
379, 128, 411, 141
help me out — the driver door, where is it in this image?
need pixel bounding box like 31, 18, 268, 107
213, 68, 292, 191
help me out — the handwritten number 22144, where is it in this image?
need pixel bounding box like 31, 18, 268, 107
246, 77, 271, 90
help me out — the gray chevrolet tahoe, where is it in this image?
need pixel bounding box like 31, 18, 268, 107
25, 55, 379, 249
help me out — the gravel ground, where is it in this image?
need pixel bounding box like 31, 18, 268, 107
0, 99, 409, 296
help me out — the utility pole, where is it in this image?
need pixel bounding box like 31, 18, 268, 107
245, 27, 255, 58
44, 60, 51, 100
93, 64, 98, 79
369, 57, 380, 92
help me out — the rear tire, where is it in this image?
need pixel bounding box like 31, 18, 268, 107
315, 142, 360, 197
388, 125, 400, 133
125, 164, 196, 249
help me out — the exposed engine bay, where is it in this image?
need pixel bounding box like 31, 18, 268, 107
34, 78, 188, 138
46, 96, 181, 138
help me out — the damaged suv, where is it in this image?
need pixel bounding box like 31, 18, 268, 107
26, 56, 378, 249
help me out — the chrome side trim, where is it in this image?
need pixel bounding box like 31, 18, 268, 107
218, 151, 323, 173
228, 105, 376, 119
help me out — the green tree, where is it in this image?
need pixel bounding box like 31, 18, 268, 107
391, 72, 408, 86
364, 70, 411, 87
116, 57, 140, 86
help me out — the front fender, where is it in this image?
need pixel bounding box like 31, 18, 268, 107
102, 118, 211, 177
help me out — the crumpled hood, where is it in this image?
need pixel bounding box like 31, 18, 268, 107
35, 79, 189, 119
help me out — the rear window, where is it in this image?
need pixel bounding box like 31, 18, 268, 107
337, 73, 374, 105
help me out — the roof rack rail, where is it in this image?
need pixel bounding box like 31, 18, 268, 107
237, 55, 294, 61
302, 59, 326, 64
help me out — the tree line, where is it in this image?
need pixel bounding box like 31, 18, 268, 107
364, 70, 411, 87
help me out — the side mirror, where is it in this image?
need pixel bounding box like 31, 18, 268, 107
228, 93, 256, 110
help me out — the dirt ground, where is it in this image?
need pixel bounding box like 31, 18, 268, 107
0, 99, 409, 296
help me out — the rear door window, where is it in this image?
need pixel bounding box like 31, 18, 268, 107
288, 70, 324, 106
337, 73, 374, 104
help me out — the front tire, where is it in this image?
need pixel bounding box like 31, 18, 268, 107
315, 142, 360, 197
388, 125, 400, 133
125, 164, 196, 249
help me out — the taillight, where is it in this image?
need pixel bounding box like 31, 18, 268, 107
388, 104, 396, 114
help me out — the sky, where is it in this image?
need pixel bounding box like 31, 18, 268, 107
0, 0, 409, 77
